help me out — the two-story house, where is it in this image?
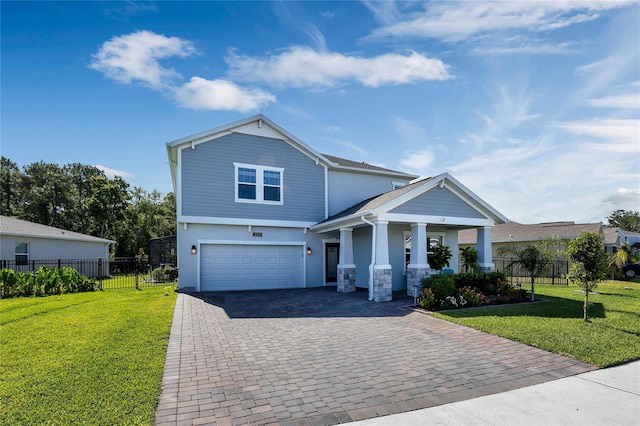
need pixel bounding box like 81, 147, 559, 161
166, 115, 507, 302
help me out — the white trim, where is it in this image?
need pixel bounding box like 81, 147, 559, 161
323, 164, 329, 220
378, 213, 495, 227
234, 162, 284, 205
196, 240, 307, 291
179, 216, 316, 228
176, 148, 183, 217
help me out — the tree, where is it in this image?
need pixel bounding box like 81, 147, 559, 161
497, 243, 550, 301
0, 157, 21, 216
117, 188, 176, 257
429, 245, 453, 271
459, 247, 478, 272
87, 175, 130, 240
566, 232, 609, 322
65, 163, 105, 234
20, 161, 73, 229
607, 210, 640, 232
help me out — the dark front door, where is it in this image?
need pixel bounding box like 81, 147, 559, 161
325, 243, 340, 283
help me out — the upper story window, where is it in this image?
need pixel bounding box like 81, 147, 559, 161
234, 163, 284, 205
15, 242, 28, 266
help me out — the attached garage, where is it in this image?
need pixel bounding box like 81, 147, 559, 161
199, 243, 305, 291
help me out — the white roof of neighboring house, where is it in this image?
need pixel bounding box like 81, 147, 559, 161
0, 216, 113, 244
459, 221, 603, 244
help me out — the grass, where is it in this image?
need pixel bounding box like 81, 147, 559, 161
432, 280, 640, 367
0, 287, 177, 425
99, 275, 176, 290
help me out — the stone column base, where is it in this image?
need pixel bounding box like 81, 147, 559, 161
406, 267, 430, 297
337, 265, 356, 293
373, 266, 392, 302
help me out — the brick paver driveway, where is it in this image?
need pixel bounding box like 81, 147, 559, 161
155, 288, 594, 426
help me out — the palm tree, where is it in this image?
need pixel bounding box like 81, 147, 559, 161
459, 247, 478, 273
497, 244, 550, 301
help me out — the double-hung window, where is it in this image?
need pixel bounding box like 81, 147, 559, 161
15, 242, 29, 266
234, 163, 284, 205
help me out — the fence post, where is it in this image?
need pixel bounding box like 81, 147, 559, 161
98, 258, 103, 291
135, 259, 140, 290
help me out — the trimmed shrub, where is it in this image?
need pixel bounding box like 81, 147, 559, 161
422, 274, 455, 308
150, 265, 178, 283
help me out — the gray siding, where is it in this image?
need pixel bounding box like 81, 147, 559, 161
181, 133, 325, 221
390, 187, 485, 219
328, 170, 410, 216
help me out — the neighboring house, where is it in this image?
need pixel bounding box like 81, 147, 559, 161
166, 115, 507, 302
459, 221, 604, 260
0, 215, 112, 277
605, 227, 640, 254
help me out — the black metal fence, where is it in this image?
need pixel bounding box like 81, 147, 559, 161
494, 258, 569, 285
0, 258, 176, 290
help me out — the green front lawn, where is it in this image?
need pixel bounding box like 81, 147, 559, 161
432, 280, 640, 367
0, 287, 177, 425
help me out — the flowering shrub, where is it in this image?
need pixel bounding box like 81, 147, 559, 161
419, 288, 436, 309
457, 286, 487, 307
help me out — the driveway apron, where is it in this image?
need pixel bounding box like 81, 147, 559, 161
155, 288, 594, 426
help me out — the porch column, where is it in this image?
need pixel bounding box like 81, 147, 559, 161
337, 228, 356, 293
373, 221, 392, 302
406, 223, 430, 297
477, 226, 495, 272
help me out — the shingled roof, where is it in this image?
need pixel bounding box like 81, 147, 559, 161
322, 154, 414, 176
322, 177, 435, 223
0, 215, 113, 244
459, 221, 603, 244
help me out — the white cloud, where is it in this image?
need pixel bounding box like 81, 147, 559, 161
557, 118, 640, 145
393, 116, 428, 146
365, 1, 633, 42
226, 46, 451, 88
588, 94, 640, 109
94, 165, 134, 179
91, 30, 276, 112
603, 188, 640, 207
471, 41, 581, 56
400, 149, 435, 173
173, 77, 275, 112
90, 30, 197, 89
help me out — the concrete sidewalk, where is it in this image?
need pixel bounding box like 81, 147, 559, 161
347, 360, 640, 426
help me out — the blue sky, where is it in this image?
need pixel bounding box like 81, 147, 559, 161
2, 1, 639, 225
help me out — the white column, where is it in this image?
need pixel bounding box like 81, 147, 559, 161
444, 229, 459, 273
338, 228, 354, 267
477, 226, 494, 272
374, 221, 390, 266
408, 223, 429, 269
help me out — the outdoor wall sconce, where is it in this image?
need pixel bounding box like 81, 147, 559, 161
191, 245, 197, 255
307, 247, 312, 255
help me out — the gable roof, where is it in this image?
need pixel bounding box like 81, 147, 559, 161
459, 221, 603, 244
0, 216, 113, 244
166, 114, 416, 190
322, 154, 415, 176
312, 173, 508, 232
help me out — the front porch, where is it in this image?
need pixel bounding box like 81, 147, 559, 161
311, 173, 508, 302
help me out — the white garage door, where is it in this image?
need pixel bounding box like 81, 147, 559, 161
200, 244, 304, 291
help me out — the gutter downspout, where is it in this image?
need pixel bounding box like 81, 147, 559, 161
361, 215, 375, 301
